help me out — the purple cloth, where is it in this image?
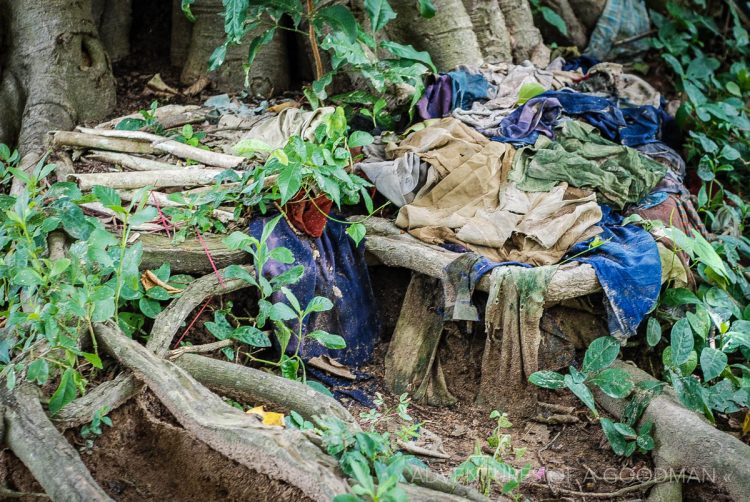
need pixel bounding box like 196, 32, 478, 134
492, 96, 562, 145
417, 74, 453, 120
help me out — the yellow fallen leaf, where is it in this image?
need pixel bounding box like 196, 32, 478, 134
267, 101, 300, 113
743, 410, 750, 437
140, 270, 183, 294
247, 406, 285, 427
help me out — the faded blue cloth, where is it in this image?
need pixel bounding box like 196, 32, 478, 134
448, 68, 490, 110
492, 96, 562, 145
585, 0, 651, 60
567, 206, 661, 339
539, 90, 626, 142
562, 55, 600, 73
417, 74, 453, 120
620, 105, 661, 146
249, 216, 379, 365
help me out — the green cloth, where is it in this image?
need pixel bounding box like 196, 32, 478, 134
509, 120, 667, 210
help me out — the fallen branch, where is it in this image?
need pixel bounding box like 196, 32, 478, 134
140, 233, 249, 275
174, 353, 360, 429
2, 384, 113, 501
53, 131, 155, 155
95, 322, 350, 501
118, 189, 235, 223
87, 150, 199, 171
72, 169, 229, 191
593, 361, 750, 500
80, 202, 164, 231
168, 339, 233, 358
546, 474, 697, 499
76, 127, 245, 169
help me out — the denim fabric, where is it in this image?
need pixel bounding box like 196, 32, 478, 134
620, 105, 661, 146
562, 55, 600, 73
568, 205, 661, 338
492, 96, 562, 145
449, 68, 491, 110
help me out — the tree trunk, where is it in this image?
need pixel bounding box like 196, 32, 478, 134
180, 0, 290, 96
388, 0, 483, 71
0, 0, 117, 193
462, 0, 513, 63
498, 0, 550, 66
91, 0, 132, 61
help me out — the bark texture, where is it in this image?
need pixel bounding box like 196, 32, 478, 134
389, 0, 483, 70
462, 0, 513, 63
91, 0, 132, 61
0, 0, 116, 192
498, 0, 551, 65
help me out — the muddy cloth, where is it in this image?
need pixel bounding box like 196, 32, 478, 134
585, 0, 651, 61
510, 121, 667, 210
356, 152, 427, 207
567, 206, 661, 339
442, 253, 530, 322
636, 142, 686, 179
417, 74, 453, 120
480, 265, 557, 413
449, 68, 491, 110
248, 216, 379, 365
452, 62, 578, 136
576, 63, 661, 107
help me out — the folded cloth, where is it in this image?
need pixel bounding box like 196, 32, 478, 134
585, 0, 651, 61
510, 120, 667, 210
249, 216, 379, 365
356, 152, 427, 207
567, 205, 661, 339
417, 74, 453, 120
492, 96, 562, 145
620, 105, 661, 146
538, 89, 626, 142
635, 141, 686, 179
227, 106, 335, 152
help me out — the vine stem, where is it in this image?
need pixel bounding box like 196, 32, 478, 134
306, 0, 324, 80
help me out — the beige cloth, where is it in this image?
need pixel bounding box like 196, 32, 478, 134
218, 107, 335, 154
393, 118, 602, 265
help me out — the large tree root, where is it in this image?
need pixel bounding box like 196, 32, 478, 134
1, 384, 112, 501
95, 321, 351, 501
594, 361, 750, 500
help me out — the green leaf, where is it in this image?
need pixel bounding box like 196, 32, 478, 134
670, 318, 695, 366
582, 336, 621, 373
589, 368, 634, 398
270, 302, 297, 321
280, 355, 300, 380
234, 138, 273, 157
145, 286, 172, 301
700, 347, 727, 382
82, 352, 103, 369
49, 258, 71, 277
599, 418, 628, 456
269, 246, 295, 264
246, 28, 275, 72
308, 329, 346, 349
380, 41, 436, 73
348, 131, 374, 148
205, 312, 234, 340
92, 185, 121, 208
346, 222, 366, 246
232, 325, 272, 347
646, 317, 662, 347
181, 0, 196, 21
26, 359, 49, 385
223, 0, 249, 42
528, 370, 565, 389
276, 163, 302, 205
208, 43, 228, 72
223, 265, 258, 287
563, 374, 598, 416
613, 422, 637, 439
138, 297, 162, 319
364, 0, 397, 32
307, 380, 334, 397
517, 82, 546, 105
115, 117, 147, 131
305, 296, 334, 314
317, 5, 358, 43
48, 368, 78, 415
540, 6, 568, 35
14, 268, 43, 287
416, 0, 436, 18
129, 206, 158, 227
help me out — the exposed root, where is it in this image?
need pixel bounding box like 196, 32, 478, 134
1, 384, 112, 501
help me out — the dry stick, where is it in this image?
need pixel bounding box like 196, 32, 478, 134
75, 127, 245, 169
168, 339, 233, 358
79, 202, 164, 232
72, 169, 229, 190
1, 384, 113, 501
87, 150, 200, 171
52, 131, 155, 155
95, 322, 350, 502
546, 475, 698, 499
306, 0, 324, 80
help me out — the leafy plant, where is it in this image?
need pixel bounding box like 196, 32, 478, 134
80, 406, 113, 449
193, 0, 436, 113
452, 411, 530, 499
115, 100, 165, 134
530, 0, 569, 37
359, 392, 421, 443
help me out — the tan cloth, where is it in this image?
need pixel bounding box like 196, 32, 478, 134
393, 119, 602, 265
